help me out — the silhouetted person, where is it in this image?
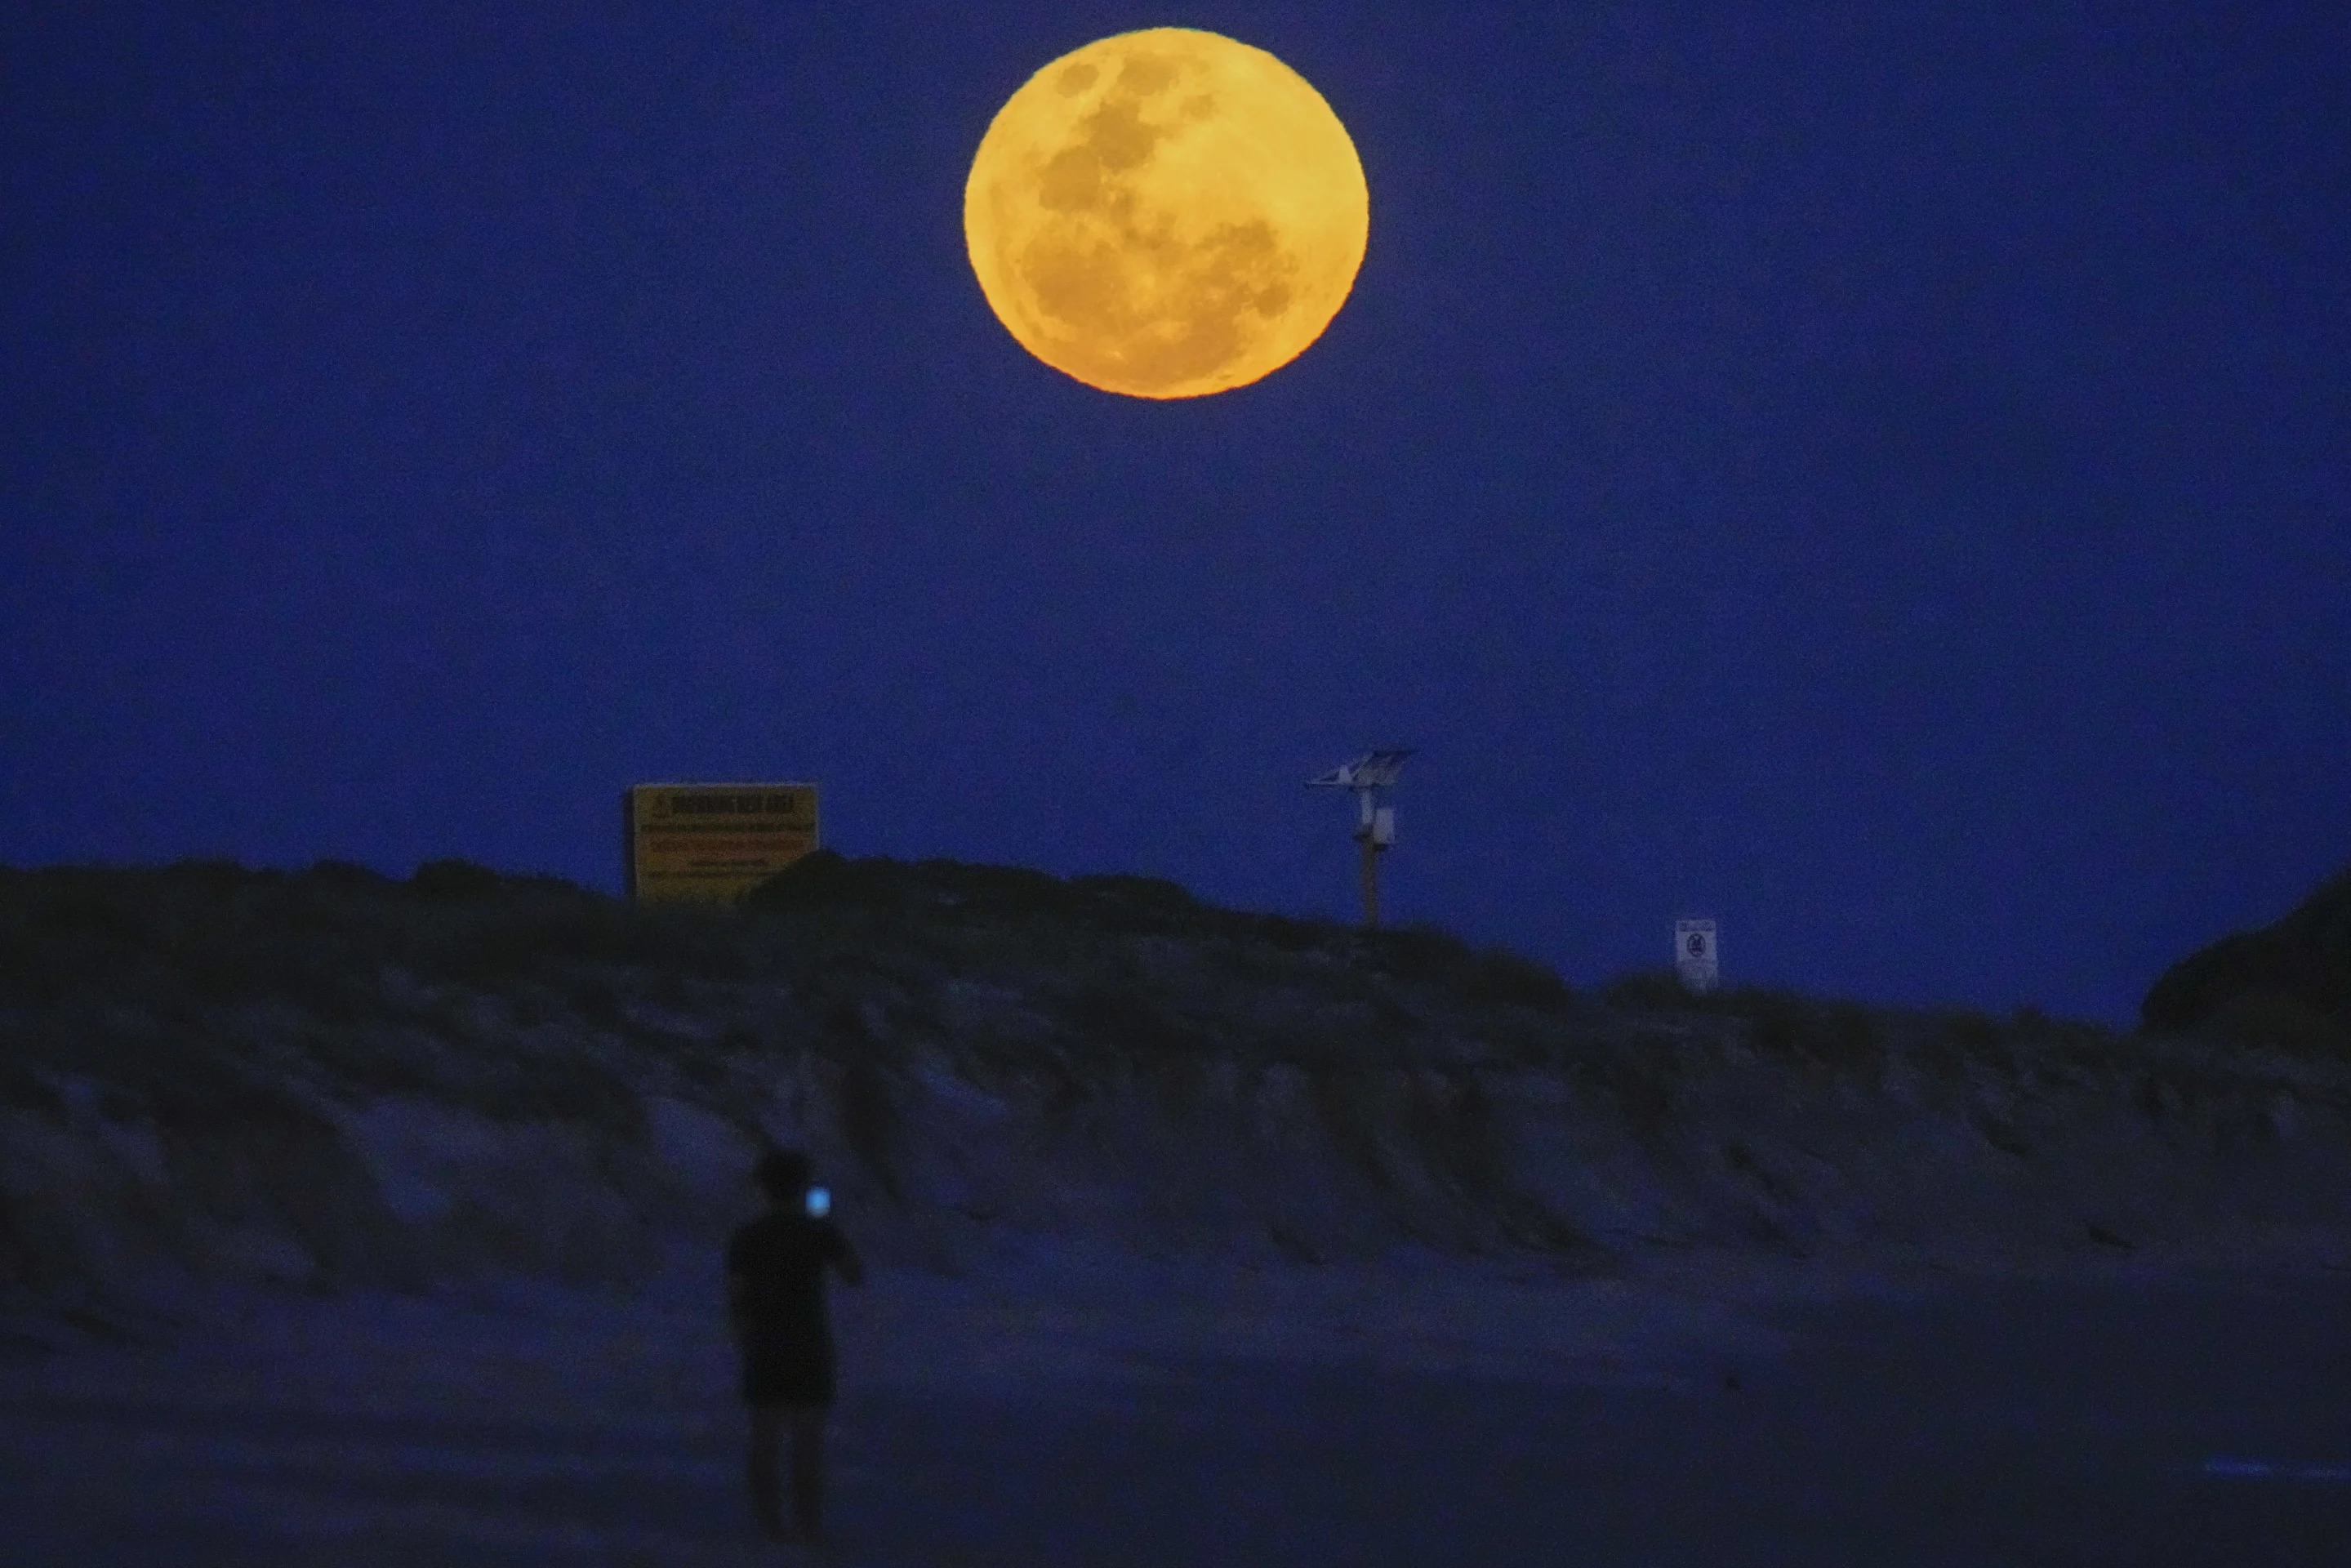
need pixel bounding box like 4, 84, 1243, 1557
728, 1147, 865, 1548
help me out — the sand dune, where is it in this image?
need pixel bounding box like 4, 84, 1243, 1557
5, 858, 2351, 1559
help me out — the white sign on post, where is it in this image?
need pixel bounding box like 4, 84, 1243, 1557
1675, 919, 1719, 994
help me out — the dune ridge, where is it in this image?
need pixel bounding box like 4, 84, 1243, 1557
5, 853, 2350, 1334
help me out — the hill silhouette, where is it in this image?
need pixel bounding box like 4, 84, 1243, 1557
2140, 862, 2351, 1050
2, 853, 2349, 1328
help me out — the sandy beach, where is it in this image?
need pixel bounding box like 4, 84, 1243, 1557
5, 1236, 2349, 1566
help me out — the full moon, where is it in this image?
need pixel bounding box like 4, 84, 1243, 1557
964, 29, 1369, 399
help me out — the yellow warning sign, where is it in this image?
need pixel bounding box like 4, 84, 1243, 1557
623, 783, 818, 904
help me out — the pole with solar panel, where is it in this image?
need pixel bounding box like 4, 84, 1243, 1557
1308, 749, 1414, 928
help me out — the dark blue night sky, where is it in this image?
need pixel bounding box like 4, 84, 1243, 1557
6, 3, 2345, 1026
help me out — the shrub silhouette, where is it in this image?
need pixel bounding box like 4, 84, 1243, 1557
1600, 970, 1888, 1074
748, 851, 1081, 921
741, 849, 874, 909
2202, 989, 2351, 1055
1742, 990, 1807, 1055
1600, 969, 1704, 1013
1070, 871, 1203, 925
749, 853, 1225, 956
1939, 1009, 2004, 1054
1365, 924, 1574, 1011
1249, 912, 1331, 952
408, 859, 506, 901
2142, 862, 2351, 1034
306, 858, 390, 889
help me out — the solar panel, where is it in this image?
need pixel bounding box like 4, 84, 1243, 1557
1308, 748, 1414, 789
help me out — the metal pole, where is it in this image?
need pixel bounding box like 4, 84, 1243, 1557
1359, 835, 1380, 927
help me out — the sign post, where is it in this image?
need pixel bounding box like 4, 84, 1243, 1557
1310, 751, 1411, 929
623, 783, 819, 904
1675, 918, 1720, 994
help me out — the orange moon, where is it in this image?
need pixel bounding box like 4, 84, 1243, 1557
964, 29, 1369, 399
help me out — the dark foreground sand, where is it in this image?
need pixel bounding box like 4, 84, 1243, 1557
3, 1238, 2349, 1566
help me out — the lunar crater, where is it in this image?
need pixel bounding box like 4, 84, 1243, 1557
1115, 53, 1180, 96
1079, 100, 1164, 175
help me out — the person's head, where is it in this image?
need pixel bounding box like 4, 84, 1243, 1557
755, 1147, 813, 1207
